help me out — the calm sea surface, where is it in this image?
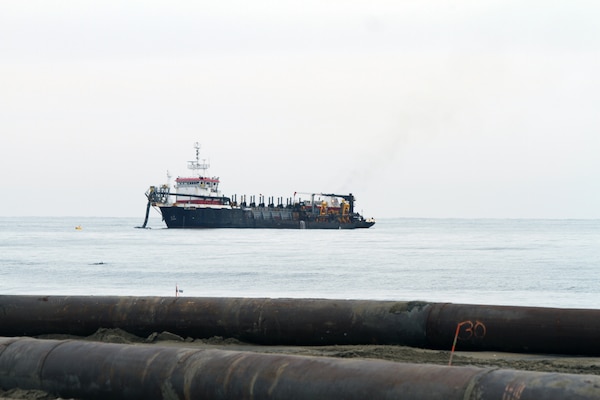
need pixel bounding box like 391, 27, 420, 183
1, 217, 599, 309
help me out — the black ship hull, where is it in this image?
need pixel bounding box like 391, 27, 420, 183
160, 206, 374, 229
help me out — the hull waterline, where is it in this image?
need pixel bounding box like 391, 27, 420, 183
160, 206, 375, 229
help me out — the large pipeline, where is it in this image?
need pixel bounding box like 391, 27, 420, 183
1, 295, 600, 355
0, 296, 430, 347
1, 337, 599, 400
425, 302, 600, 354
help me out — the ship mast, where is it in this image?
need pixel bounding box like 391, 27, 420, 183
187, 142, 210, 177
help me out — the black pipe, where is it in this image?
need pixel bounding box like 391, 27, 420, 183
425, 302, 600, 355
2, 296, 600, 355
0, 296, 431, 347
136, 200, 152, 228
1, 337, 599, 400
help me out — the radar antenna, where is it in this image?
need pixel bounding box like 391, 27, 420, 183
187, 142, 210, 176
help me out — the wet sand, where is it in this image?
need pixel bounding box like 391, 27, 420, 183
2, 328, 600, 399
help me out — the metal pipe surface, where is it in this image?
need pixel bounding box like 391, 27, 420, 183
0, 296, 431, 346
425, 302, 600, 355
2, 296, 600, 355
1, 337, 599, 400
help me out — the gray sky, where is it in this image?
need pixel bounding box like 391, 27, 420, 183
2, 1, 599, 218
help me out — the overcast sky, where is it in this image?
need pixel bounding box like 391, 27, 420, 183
2, 1, 599, 219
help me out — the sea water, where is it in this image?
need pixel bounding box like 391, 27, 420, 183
1, 216, 599, 309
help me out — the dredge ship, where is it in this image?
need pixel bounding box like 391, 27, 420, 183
140, 143, 375, 229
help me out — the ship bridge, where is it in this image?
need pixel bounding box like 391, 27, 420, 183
173, 143, 223, 204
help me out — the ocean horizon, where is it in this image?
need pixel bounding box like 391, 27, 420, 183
2, 216, 599, 310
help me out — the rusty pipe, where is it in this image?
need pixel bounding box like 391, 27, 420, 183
1, 337, 600, 400
0, 295, 431, 346
425, 302, 600, 355
2, 296, 600, 355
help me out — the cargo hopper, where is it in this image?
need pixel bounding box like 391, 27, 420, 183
140, 143, 375, 229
